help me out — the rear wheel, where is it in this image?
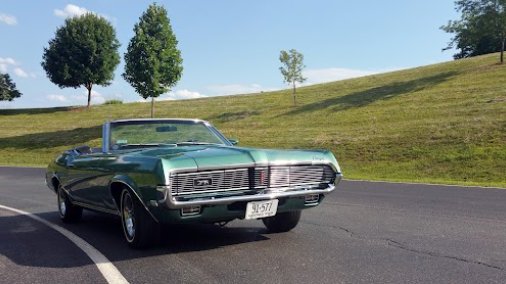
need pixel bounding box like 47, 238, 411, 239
262, 210, 301, 233
120, 188, 159, 248
57, 186, 82, 223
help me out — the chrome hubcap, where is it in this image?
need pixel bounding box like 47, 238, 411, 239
125, 216, 134, 237
123, 194, 135, 239
59, 191, 66, 216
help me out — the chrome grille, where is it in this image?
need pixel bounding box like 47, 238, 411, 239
254, 167, 268, 189
171, 168, 250, 196
169, 165, 335, 196
270, 165, 335, 188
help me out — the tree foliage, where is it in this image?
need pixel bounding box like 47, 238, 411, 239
442, 0, 506, 63
0, 73, 22, 101
279, 49, 306, 106
41, 13, 120, 108
123, 3, 183, 117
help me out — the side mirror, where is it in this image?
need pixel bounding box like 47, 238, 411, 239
228, 138, 239, 145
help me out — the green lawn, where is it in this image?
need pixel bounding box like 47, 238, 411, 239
1, 53, 505, 187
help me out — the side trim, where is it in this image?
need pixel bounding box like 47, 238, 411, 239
110, 180, 160, 223
73, 201, 120, 216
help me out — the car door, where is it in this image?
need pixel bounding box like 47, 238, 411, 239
65, 152, 116, 208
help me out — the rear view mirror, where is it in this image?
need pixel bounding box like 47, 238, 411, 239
228, 138, 239, 145
156, 126, 177, 132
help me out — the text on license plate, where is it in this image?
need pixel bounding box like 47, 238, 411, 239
245, 199, 279, 220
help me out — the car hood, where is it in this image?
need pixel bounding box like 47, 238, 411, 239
132, 145, 340, 173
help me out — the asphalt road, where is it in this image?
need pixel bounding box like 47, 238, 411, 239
0, 167, 505, 284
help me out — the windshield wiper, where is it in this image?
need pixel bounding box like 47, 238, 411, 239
175, 141, 223, 146
118, 143, 177, 148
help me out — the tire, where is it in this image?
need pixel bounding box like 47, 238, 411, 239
57, 186, 83, 223
120, 188, 159, 248
262, 210, 301, 233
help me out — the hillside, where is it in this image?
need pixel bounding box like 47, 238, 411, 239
1, 53, 505, 187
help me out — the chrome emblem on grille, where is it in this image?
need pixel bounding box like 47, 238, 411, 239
194, 178, 212, 187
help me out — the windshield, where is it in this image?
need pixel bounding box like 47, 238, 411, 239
109, 120, 229, 150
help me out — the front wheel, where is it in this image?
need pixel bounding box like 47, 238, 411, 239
120, 188, 158, 248
57, 186, 82, 223
262, 210, 301, 233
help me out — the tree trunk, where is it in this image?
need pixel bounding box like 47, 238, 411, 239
86, 83, 92, 109
292, 81, 297, 106
501, 37, 505, 64
150, 97, 155, 118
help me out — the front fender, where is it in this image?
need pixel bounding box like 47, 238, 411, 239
109, 175, 160, 223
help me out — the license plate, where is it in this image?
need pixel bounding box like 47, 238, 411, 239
245, 199, 279, 220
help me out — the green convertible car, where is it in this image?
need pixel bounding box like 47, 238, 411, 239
45, 118, 342, 248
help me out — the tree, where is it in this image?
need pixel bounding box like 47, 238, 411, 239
41, 13, 120, 108
442, 0, 506, 63
0, 73, 22, 101
279, 49, 306, 106
123, 4, 183, 118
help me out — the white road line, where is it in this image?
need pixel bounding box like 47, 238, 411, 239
343, 179, 506, 190
0, 204, 129, 284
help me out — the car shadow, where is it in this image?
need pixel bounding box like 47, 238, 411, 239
0, 126, 101, 150
0, 210, 271, 268
0, 106, 78, 116
206, 110, 261, 123
280, 71, 457, 116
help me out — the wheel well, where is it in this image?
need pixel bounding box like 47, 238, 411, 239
110, 182, 125, 209
110, 181, 159, 224
51, 177, 60, 192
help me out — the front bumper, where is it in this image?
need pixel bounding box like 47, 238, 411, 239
158, 173, 342, 209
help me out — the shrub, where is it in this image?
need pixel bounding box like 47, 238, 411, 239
104, 99, 123, 105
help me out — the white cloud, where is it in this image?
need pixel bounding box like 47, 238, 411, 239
0, 13, 17, 25
53, 4, 113, 22
171, 89, 206, 100
48, 90, 105, 105
54, 4, 89, 18
0, 57, 16, 65
156, 97, 175, 102
206, 83, 277, 96
136, 89, 206, 102
83, 90, 105, 104
0, 58, 36, 79
0, 57, 17, 74
47, 94, 68, 102
13, 67, 28, 78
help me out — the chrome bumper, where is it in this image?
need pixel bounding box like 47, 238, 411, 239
159, 173, 342, 209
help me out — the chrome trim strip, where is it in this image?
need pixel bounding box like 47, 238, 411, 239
163, 183, 339, 209
111, 118, 208, 124
102, 121, 110, 153
176, 168, 247, 176
73, 201, 120, 216
164, 161, 341, 177
176, 187, 251, 195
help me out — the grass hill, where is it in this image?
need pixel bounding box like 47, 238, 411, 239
1, 53, 505, 187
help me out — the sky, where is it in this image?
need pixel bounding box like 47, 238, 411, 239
0, 0, 458, 109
